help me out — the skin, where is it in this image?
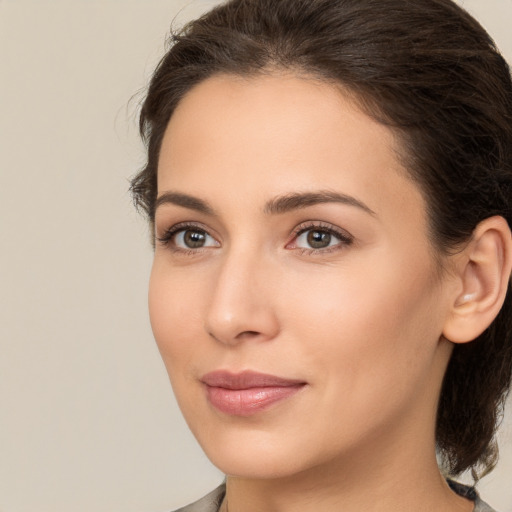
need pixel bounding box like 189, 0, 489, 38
150, 73, 474, 512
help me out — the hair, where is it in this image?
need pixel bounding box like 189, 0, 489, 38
131, 0, 512, 480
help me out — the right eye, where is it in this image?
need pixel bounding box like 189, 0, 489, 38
174, 228, 217, 249
157, 224, 220, 251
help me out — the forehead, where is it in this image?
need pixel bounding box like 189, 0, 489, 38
161, 73, 392, 170
158, 72, 425, 227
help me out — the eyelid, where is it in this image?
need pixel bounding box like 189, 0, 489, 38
286, 221, 354, 253
156, 221, 220, 250
156, 219, 353, 255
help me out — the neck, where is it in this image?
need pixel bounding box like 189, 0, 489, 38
223, 411, 473, 512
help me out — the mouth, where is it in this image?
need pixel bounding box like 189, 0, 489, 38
201, 370, 307, 417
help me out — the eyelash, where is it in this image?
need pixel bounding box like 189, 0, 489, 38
290, 221, 354, 255
156, 221, 354, 256
156, 222, 214, 255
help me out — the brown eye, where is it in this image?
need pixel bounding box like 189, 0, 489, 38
291, 224, 353, 253
169, 228, 219, 250
183, 229, 207, 248
306, 230, 332, 249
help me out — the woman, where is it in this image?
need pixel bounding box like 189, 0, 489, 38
131, 0, 512, 510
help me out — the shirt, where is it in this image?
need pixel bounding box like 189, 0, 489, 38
172, 481, 497, 512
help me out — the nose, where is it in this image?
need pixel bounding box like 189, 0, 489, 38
205, 250, 280, 346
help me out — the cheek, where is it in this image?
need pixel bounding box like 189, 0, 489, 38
148, 261, 206, 371
275, 259, 444, 454
282, 250, 444, 383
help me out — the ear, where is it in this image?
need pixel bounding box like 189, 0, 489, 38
443, 216, 512, 344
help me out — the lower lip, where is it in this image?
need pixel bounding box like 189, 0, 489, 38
205, 384, 305, 416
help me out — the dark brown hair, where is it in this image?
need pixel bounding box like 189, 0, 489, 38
131, 0, 512, 479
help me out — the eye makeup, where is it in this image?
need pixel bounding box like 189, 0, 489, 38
156, 219, 354, 258
287, 221, 354, 255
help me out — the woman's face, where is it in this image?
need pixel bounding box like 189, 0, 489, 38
150, 73, 456, 479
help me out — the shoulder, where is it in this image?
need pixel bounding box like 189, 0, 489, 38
170, 484, 226, 512
447, 479, 498, 512
473, 496, 498, 512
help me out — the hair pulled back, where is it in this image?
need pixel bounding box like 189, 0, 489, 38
131, 0, 512, 479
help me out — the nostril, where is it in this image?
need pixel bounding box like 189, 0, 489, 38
236, 330, 261, 338
207, 329, 261, 345
208, 331, 220, 342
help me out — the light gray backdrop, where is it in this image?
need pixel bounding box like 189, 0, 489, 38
1, 1, 511, 511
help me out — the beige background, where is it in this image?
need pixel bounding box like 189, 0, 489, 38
1, 1, 511, 511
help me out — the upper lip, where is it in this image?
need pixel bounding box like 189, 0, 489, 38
201, 370, 306, 390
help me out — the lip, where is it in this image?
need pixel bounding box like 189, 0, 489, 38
201, 370, 307, 416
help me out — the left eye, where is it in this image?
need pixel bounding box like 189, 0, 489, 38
295, 228, 342, 249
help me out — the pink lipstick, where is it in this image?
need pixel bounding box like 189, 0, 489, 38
201, 370, 306, 416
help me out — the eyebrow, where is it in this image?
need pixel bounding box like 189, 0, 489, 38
154, 190, 375, 216
263, 190, 376, 216
154, 191, 215, 216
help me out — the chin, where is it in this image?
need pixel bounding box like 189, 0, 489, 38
207, 449, 309, 480
191, 424, 329, 481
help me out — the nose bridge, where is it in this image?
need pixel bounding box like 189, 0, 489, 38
205, 244, 279, 345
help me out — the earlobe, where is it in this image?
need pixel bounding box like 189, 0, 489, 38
443, 216, 512, 344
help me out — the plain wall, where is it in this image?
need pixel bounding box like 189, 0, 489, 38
0, 1, 511, 511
